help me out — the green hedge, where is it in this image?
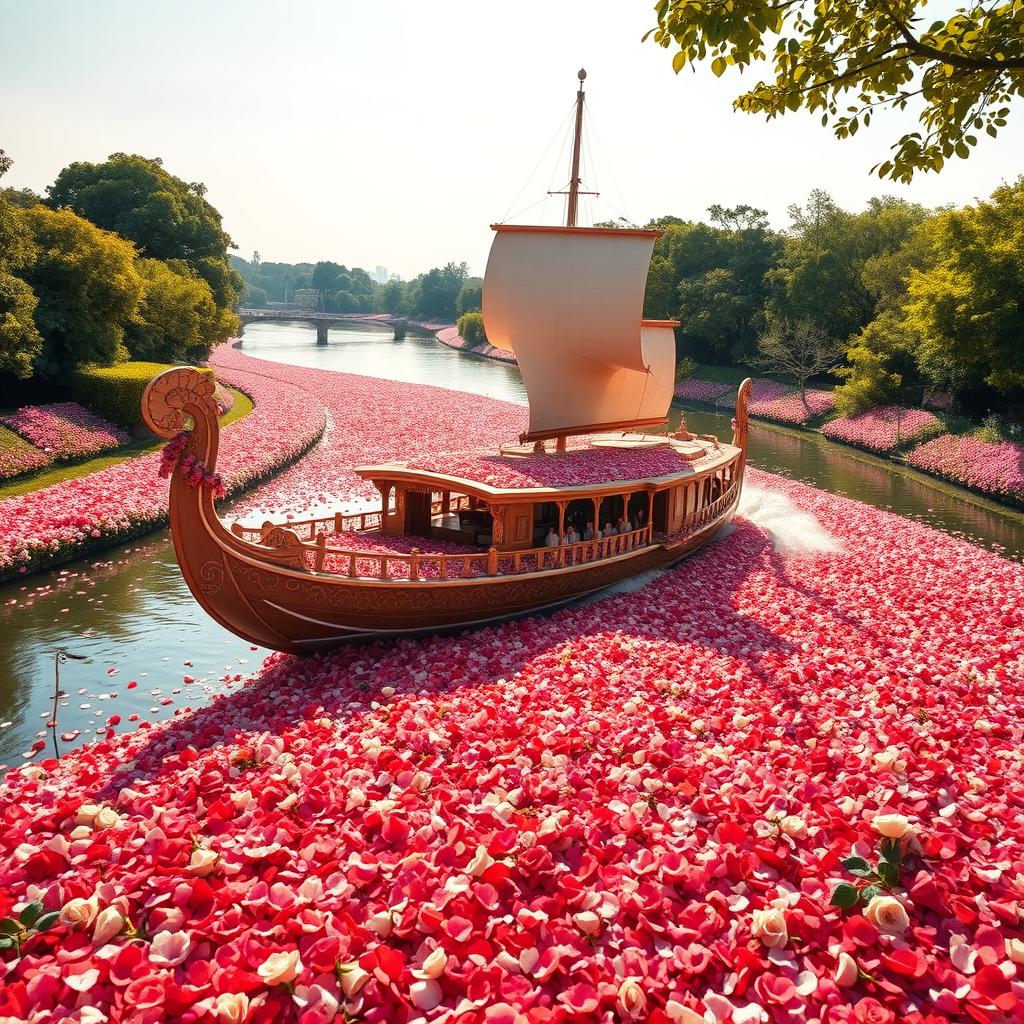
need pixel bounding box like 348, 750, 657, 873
73, 362, 215, 430
457, 312, 488, 349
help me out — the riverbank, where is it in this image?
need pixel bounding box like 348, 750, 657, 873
1, 356, 1022, 1020
0, 353, 328, 582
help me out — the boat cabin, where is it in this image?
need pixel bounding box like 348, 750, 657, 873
353, 433, 742, 568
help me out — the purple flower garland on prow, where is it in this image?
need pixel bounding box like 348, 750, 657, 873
158, 430, 226, 498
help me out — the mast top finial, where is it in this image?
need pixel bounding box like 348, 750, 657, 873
578, 68, 587, 82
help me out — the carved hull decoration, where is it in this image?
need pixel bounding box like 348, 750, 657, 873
143, 367, 752, 655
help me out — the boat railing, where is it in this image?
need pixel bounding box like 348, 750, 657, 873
230, 495, 472, 545
279, 523, 656, 581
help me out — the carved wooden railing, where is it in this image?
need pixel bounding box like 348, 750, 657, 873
229, 495, 472, 545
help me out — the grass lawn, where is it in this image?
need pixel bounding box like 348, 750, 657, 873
0, 387, 253, 500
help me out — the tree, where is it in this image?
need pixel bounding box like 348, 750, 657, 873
414, 262, 468, 320
127, 258, 236, 364
456, 280, 483, 316
47, 153, 243, 309
647, 0, 1024, 181
755, 317, 843, 399
902, 178, 1024, 398
768, 191, 928, 342
379, 279, 403, 314
20, 207, 142, 377
0, 150, 43, 379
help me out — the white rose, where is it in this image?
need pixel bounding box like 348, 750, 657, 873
617, 979, 647, 1018
75, 803, 103, 827
1006, 938, 1024, 965
215, 992, 249, 1024
365, 910, 393, 937
872, 814, 912, 839
412, 947, 447, 980
92, 906, 126, 945
94, 807, 121, 830
190, 848, 220, 877
59, 895, 99, 929
257, 950, 302, 986
864, 894, 910, 935
338, 963, 371, 997
231, 789, 254, 811
466, 845, 494, 878
779, 815, 807, 838
751, 906, 788, 948
410, 979, 442, 1011
149, 929, 191, 967
834, 951, 858, 987
573, 911, 601, 935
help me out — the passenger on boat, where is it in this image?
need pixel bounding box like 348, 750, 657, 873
584, 522, 595, 541
565, 526, 579, 545
622, 516, 633, 533
603, 522, 614, 537
545, 527, 559, 547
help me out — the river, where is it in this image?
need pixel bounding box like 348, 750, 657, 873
2, 320, 1021, 767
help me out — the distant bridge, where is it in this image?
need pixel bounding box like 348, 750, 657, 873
237, 309, 409, 344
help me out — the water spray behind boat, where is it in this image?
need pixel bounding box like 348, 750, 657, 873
737, 484, 842, 556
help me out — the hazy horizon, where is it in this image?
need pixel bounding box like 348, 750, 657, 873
3, 0, 1022, 278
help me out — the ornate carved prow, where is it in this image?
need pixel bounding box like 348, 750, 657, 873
732, 378, 752, 451
142, 366, 221, 474
732, 378, 753, 484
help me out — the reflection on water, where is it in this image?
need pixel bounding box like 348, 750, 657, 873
1, 322, 1021, 766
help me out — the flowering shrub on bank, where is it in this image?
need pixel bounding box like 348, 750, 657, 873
0, 402, 129, 460
908, 433, 1024, 501
0, 359, 326, 579
214, 384, 236, 416
823, 407, 942, 453
714, 378, 790, 408
751, 389, 836, 426
1, 468, 1023, 1023
673, 378, 731, 403
435, 326, 517, 365
0, 426, 50, 482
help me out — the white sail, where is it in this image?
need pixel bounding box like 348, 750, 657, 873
482, 225, 675, 439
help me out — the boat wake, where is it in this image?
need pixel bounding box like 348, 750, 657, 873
737, 484, 842, 556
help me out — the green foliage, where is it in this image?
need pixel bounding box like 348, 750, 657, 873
127, 258, 235, 364
768, 192, 929, 342
21, 206, 142, 378
903, 178, 1024, 396
833, 321, 906, 416
643, 211, 778, 362
379, 278, 403, 314
73, 361, 215, 430
646, 0, 1024, 181
457, 312, 488, 348
0, 152, 44, 378
411, 262, 468, 321
456, 280, 483, 317
47, 153, 242, 324
48, 153, 233, 264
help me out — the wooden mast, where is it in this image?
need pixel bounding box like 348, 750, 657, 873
566, 68, 586, 229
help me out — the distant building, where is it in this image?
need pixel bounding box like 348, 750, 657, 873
373, 266, 388, 284
291, 288, 320, 310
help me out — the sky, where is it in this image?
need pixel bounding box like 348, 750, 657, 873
2, 0, 1022, 279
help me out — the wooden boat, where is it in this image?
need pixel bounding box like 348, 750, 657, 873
142, 71, 753, 654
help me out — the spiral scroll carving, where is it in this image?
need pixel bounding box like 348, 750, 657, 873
142, 367, 219, 440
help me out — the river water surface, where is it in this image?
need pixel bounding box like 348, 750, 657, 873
2, 321, 1022, 766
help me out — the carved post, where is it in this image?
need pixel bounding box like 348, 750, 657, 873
314, 533, 327, 572
334, 512, 344, 534
409, 548, 420, 581
442, 491, 451, 515
591, 497, 600, 538
557, 501, 567, 567
488, 546, 498, 576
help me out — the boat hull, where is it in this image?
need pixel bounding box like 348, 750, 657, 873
177, 510, 736, 653
142, 367, 751, 656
